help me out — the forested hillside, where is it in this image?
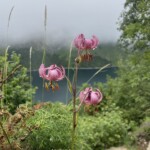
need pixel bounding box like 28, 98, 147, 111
0, 42, 125, 69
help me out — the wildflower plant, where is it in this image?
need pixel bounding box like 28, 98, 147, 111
39, 33, 108, 149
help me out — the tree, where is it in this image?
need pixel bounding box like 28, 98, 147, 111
119, 0, 150, 51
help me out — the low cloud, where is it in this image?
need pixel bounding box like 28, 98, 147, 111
0, 0, 125, 46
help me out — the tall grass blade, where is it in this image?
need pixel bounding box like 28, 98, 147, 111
77, 64, 110, 95
29, 47, 33, 105
7, 6, 14, 43
42, 5, 47, 102
86, 64, 110, 83
42, 5, 47, 64
65, 42, 73, 104
44, 5, 47, 33
7, 6, 14, 29
2, 46, 10, 106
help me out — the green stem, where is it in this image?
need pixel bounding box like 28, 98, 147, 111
0, 121, 13, 150
72, 62, 78, 150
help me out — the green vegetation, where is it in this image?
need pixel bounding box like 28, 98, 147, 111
0, 102, 129, 150
95, 51, 150, 124
0, 52, 36, 113
119, 0, 150, 51
0, 0, 150, 149
24, 103, 73, 149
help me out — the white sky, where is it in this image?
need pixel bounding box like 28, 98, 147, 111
0, 0, 125, 45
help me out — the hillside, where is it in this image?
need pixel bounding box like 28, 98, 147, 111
0, 42, 125, 69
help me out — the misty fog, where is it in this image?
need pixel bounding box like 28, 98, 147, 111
0, 0, 125, 47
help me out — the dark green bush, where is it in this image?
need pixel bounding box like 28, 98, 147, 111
0, 52, 36, 113
97, 51, 150, 124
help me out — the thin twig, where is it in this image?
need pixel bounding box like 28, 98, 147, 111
0, 121, 14, 150
0, 65, 22, 87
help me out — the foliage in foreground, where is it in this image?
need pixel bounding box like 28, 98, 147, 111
0, 102, 130, 150
24, 103, 73, 149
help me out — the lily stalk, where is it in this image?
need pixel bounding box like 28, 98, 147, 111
71, 59, 79, 150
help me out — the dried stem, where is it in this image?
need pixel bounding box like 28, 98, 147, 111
0, 121, 14, 150
0, 65, 21, 87
0, 65, 21, 108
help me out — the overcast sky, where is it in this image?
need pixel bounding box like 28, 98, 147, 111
0, 0, 125, 45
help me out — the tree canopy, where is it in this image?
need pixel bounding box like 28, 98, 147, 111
119, 0, 150, 51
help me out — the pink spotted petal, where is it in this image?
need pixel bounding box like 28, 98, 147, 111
84, 39, 93, 50
91, 35, 99, 49
90, 90, 102, 105
39, 64, 46, 79
46, 64, 65, 81
74, 34, 85, 50
79, 87, 103, 105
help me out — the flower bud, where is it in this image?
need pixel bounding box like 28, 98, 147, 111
75, 56, 82, 64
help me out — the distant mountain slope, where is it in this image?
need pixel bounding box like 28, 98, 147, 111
0, 42, 125, 69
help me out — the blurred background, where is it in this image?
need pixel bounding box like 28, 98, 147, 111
0, 0, 125, 69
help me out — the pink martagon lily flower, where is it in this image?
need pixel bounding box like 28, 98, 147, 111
39, 64, 65, 81
74, 34, 99, 50
79, 87, 103, 105
47, 64, 65, 81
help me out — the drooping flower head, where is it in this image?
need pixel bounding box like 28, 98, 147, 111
46, 64, 65, 81
79, 87, 103, 105
74, 34, 99, 50
39, 64, 65, 81
74, 34, 99, 61
39, 64, 65, 91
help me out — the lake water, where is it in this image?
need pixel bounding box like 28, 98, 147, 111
32, 67, 117, 103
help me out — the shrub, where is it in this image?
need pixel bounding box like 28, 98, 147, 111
97, 51, 150, 124
24, 103, 90, 150
1, 102, 130, 149
22, 102, 129, 150
78, 110, 128, 149
0, 52, 36, 113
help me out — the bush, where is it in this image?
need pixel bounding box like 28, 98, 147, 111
0, 52, 36, 113
0, 102, 132, 149
98, 51, 150, 124
24, 103, 90, 150
78, 110, 129, 149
